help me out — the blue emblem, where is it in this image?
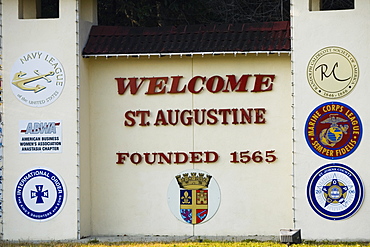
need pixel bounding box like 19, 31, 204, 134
304, 102, 362, 159
15, 168, 66, 221
31, 185, 49, 203
307, 163, 364, 220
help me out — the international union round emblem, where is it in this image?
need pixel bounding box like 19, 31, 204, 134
15, 168, 66, 221
167, 169, 221, 225
307, 46, 359, 98
307, 163, 364, 220
305, 102, 362, 159
10, 51, 65, 107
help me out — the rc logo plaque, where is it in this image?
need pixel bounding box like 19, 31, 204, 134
10, 51, 65, 107
15, 168, 66, 221
167, 169, 220, 225
305, 102, 362, 159
307, 163, 364, 220
307, 46, 359, 98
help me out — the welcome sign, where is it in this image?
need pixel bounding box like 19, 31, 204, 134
114, 71, 281, 166
85, 55, 293, 235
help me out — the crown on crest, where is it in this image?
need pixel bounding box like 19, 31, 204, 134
176, 172, 212, 190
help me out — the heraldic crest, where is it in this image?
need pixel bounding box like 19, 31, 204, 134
176, 172, 212, 224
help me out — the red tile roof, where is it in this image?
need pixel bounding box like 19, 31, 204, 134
82, 21, 290, 56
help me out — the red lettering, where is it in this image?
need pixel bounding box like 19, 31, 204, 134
180, 110, 192, 126
231, 108, 239, 124
240, 108, 253, 124
189, 152, 203, 163
205, 151, 219, 163
251, 75, 275, 92
206, 76, 224, 93
254, 108, 266, 123
168, 76, 186, 93
188, 76, 205, 94
167, 109, 180, 125
154, 110, 168, 126
223, 74, 250, 92
146, 77, 168, 94
206, 109, 218, 125
174, 152, 188, 164
116, 153, 129, 164
116, 151, 220, 165
123, 108, 267, 127
218, 109, 232, 124
130, 153, 142, 164
158, 152, 172, 164
124, 110, 136, 126
144, 153, 156, 165
115, 77, 144, 95
136, 110, 150, 126
194, 109, 206, 125
116, 74, 276, 95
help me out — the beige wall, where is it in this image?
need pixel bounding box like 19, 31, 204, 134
1, 0, 94, 240
3, 0, 293, 240
87, 54, 292, 236
292, 0, 370, 240
3, 0, 370, 241
79, 0, 97, 238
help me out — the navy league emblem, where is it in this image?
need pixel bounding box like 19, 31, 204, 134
167, 169, 220, 225
10, 51, 65, 107
307, 163, 364, 220
305, 102, 362, 159
14, 168, 66, 221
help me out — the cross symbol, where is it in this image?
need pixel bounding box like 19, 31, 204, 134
180, 189, 208, 224
31, 185, 49, 204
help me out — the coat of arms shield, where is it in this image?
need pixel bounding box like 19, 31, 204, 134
167, 169, 220, 225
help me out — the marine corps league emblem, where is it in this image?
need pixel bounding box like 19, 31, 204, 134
10, 51, 65, 107
14, 168, 66, 221
307, 46, 359, 98
305, 102, 362, 159
167, 169, 220, 225
307, 163, 364, 220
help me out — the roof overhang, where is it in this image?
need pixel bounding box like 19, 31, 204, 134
83, 50, 291, 59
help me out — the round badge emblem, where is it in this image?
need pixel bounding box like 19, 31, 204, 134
15, 168, 66, 221
167, 169, 221, 225
305, 102, 362, 159
307, 46, 359, 98
307, 163, 364, 220
10, 51, 65, 107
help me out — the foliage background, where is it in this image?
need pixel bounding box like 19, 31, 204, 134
97, 0, 290, 26
97, 0, 354, 27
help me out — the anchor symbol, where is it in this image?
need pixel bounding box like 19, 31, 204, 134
12, 70, 54, 93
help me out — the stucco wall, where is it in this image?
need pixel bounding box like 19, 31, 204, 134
2, 0, 79, 240
87, 54, 292, 236
292, 0, 370, 240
